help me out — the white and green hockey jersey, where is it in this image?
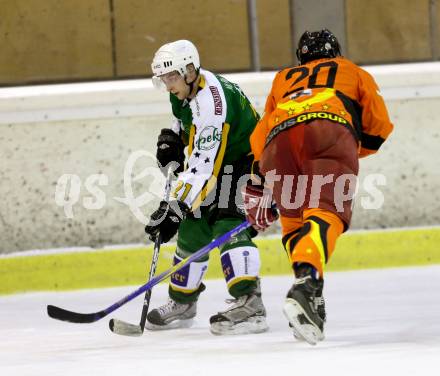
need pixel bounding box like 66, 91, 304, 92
170, 68, 260, 211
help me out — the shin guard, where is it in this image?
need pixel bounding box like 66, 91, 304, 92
288, 209, 344, 276
169, 254, 208, 302
221, 246, 261, 296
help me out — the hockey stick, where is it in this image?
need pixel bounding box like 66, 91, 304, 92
109, 170, 173, 336
47, 220, 251, 324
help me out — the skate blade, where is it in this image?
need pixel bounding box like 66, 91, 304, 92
210, 316, 268, 336
289, 322, 306, 342
145, 318, 194, 331
289, 322, 325, 342
283, 298, 323, 345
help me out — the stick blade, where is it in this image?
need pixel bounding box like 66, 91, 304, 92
109, 318, 143, 336
47, 305, 102, 324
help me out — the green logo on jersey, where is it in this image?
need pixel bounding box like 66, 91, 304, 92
196, 126, 222, 150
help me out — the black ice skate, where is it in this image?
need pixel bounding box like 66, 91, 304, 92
145, 298, 197, 330
290, 281, 326, 342
209, 279, 268, 335
283, 264, 325, 345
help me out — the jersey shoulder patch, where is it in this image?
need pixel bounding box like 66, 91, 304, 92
191, 72, 226, 124
208, 85, 223, 115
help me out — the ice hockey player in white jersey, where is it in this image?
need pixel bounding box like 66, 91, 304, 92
144, 40, 271, 335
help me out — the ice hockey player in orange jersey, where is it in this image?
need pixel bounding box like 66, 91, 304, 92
241, 29, 393, 345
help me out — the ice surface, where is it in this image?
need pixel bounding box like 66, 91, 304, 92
1, 266, 439, 376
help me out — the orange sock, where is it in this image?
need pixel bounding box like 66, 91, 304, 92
280, 216, 303, 252
282, 208, 344, 277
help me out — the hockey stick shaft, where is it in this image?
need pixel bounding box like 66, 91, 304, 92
47, 220, 251, 324
138, 171, 172, 331
134, 236, 160, 330
109, 170, 172, 334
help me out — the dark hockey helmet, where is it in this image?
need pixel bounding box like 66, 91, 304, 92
296, 29, 341, 64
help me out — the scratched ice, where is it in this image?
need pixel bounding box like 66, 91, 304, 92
1, 266, 439, 376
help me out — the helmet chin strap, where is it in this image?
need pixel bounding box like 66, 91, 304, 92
184, 68, 200, 99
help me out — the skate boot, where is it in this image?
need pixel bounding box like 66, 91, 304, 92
290, 282, 326, 342
146, 298, 197, 330
283, 264, 325, 345
209, 279, 268, 335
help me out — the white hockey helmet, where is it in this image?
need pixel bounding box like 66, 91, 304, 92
151, 40, 200, 88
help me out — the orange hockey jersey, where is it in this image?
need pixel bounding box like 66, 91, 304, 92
250, 57, 393, 160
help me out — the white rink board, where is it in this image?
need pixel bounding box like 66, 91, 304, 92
1, 266, 439, 376
1, 62, 440, 253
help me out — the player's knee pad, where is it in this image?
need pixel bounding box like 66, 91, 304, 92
176, 245, 209, 262
220, 246, 261, 289
218, 229, 253, 253
170, 253, 209, 294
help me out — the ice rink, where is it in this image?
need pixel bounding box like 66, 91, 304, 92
1, 266, 439, 376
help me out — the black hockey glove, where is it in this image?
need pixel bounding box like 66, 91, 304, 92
156, 128, 185, 176
145, 200, 190, 244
